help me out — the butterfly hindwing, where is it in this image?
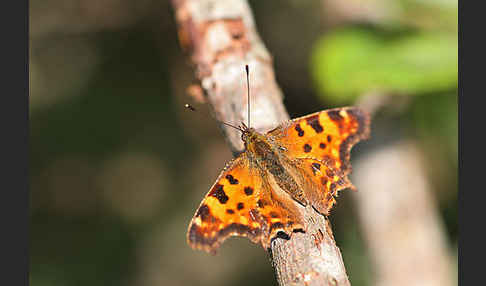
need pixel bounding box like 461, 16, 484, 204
291, 157, 352, 215
187, 156, 261, 254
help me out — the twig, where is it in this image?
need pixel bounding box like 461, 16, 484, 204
171, 0, 350, 285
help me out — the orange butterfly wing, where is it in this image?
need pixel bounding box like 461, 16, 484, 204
268, 107, 370, 214
187, 154, 303, 254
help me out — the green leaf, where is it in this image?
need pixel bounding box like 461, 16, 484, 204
310, 28, 457, 104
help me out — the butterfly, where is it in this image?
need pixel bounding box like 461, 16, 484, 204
186, 104, 370, 254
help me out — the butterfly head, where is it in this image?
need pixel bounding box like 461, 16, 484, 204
240, 122, 268, 152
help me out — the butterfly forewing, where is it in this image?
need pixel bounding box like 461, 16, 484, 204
187, 155, 260, 253
269, 107, 370, 175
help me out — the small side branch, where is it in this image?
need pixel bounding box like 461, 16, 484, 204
171, 1, 350, 285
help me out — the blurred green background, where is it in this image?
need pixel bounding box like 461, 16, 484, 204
30, 0, 457, 285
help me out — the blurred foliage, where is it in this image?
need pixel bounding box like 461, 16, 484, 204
31, 215, 136, 286
411, 93, 457, 168
310, 29, 457, 103
30, 1, 457, 286
310, 0, 457, 104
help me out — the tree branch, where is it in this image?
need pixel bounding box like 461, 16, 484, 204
171, 1, 350, 285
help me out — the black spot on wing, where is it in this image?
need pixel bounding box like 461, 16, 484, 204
295, 124, 304, 137
196, 204, 210, 221
306, 115, 324, 133
237, 202, 244, 210
209, 184, 229, 204
244, 186, 254, 195
327, 110, 343, 122
225, 174, 239, 185
304, 144, 312, 153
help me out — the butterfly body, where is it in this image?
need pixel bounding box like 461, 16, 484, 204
243, 127, 310, 208
188, 107, 370, 254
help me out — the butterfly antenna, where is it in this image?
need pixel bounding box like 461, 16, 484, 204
184, 104, 243, 132
245, 65, 250, 128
